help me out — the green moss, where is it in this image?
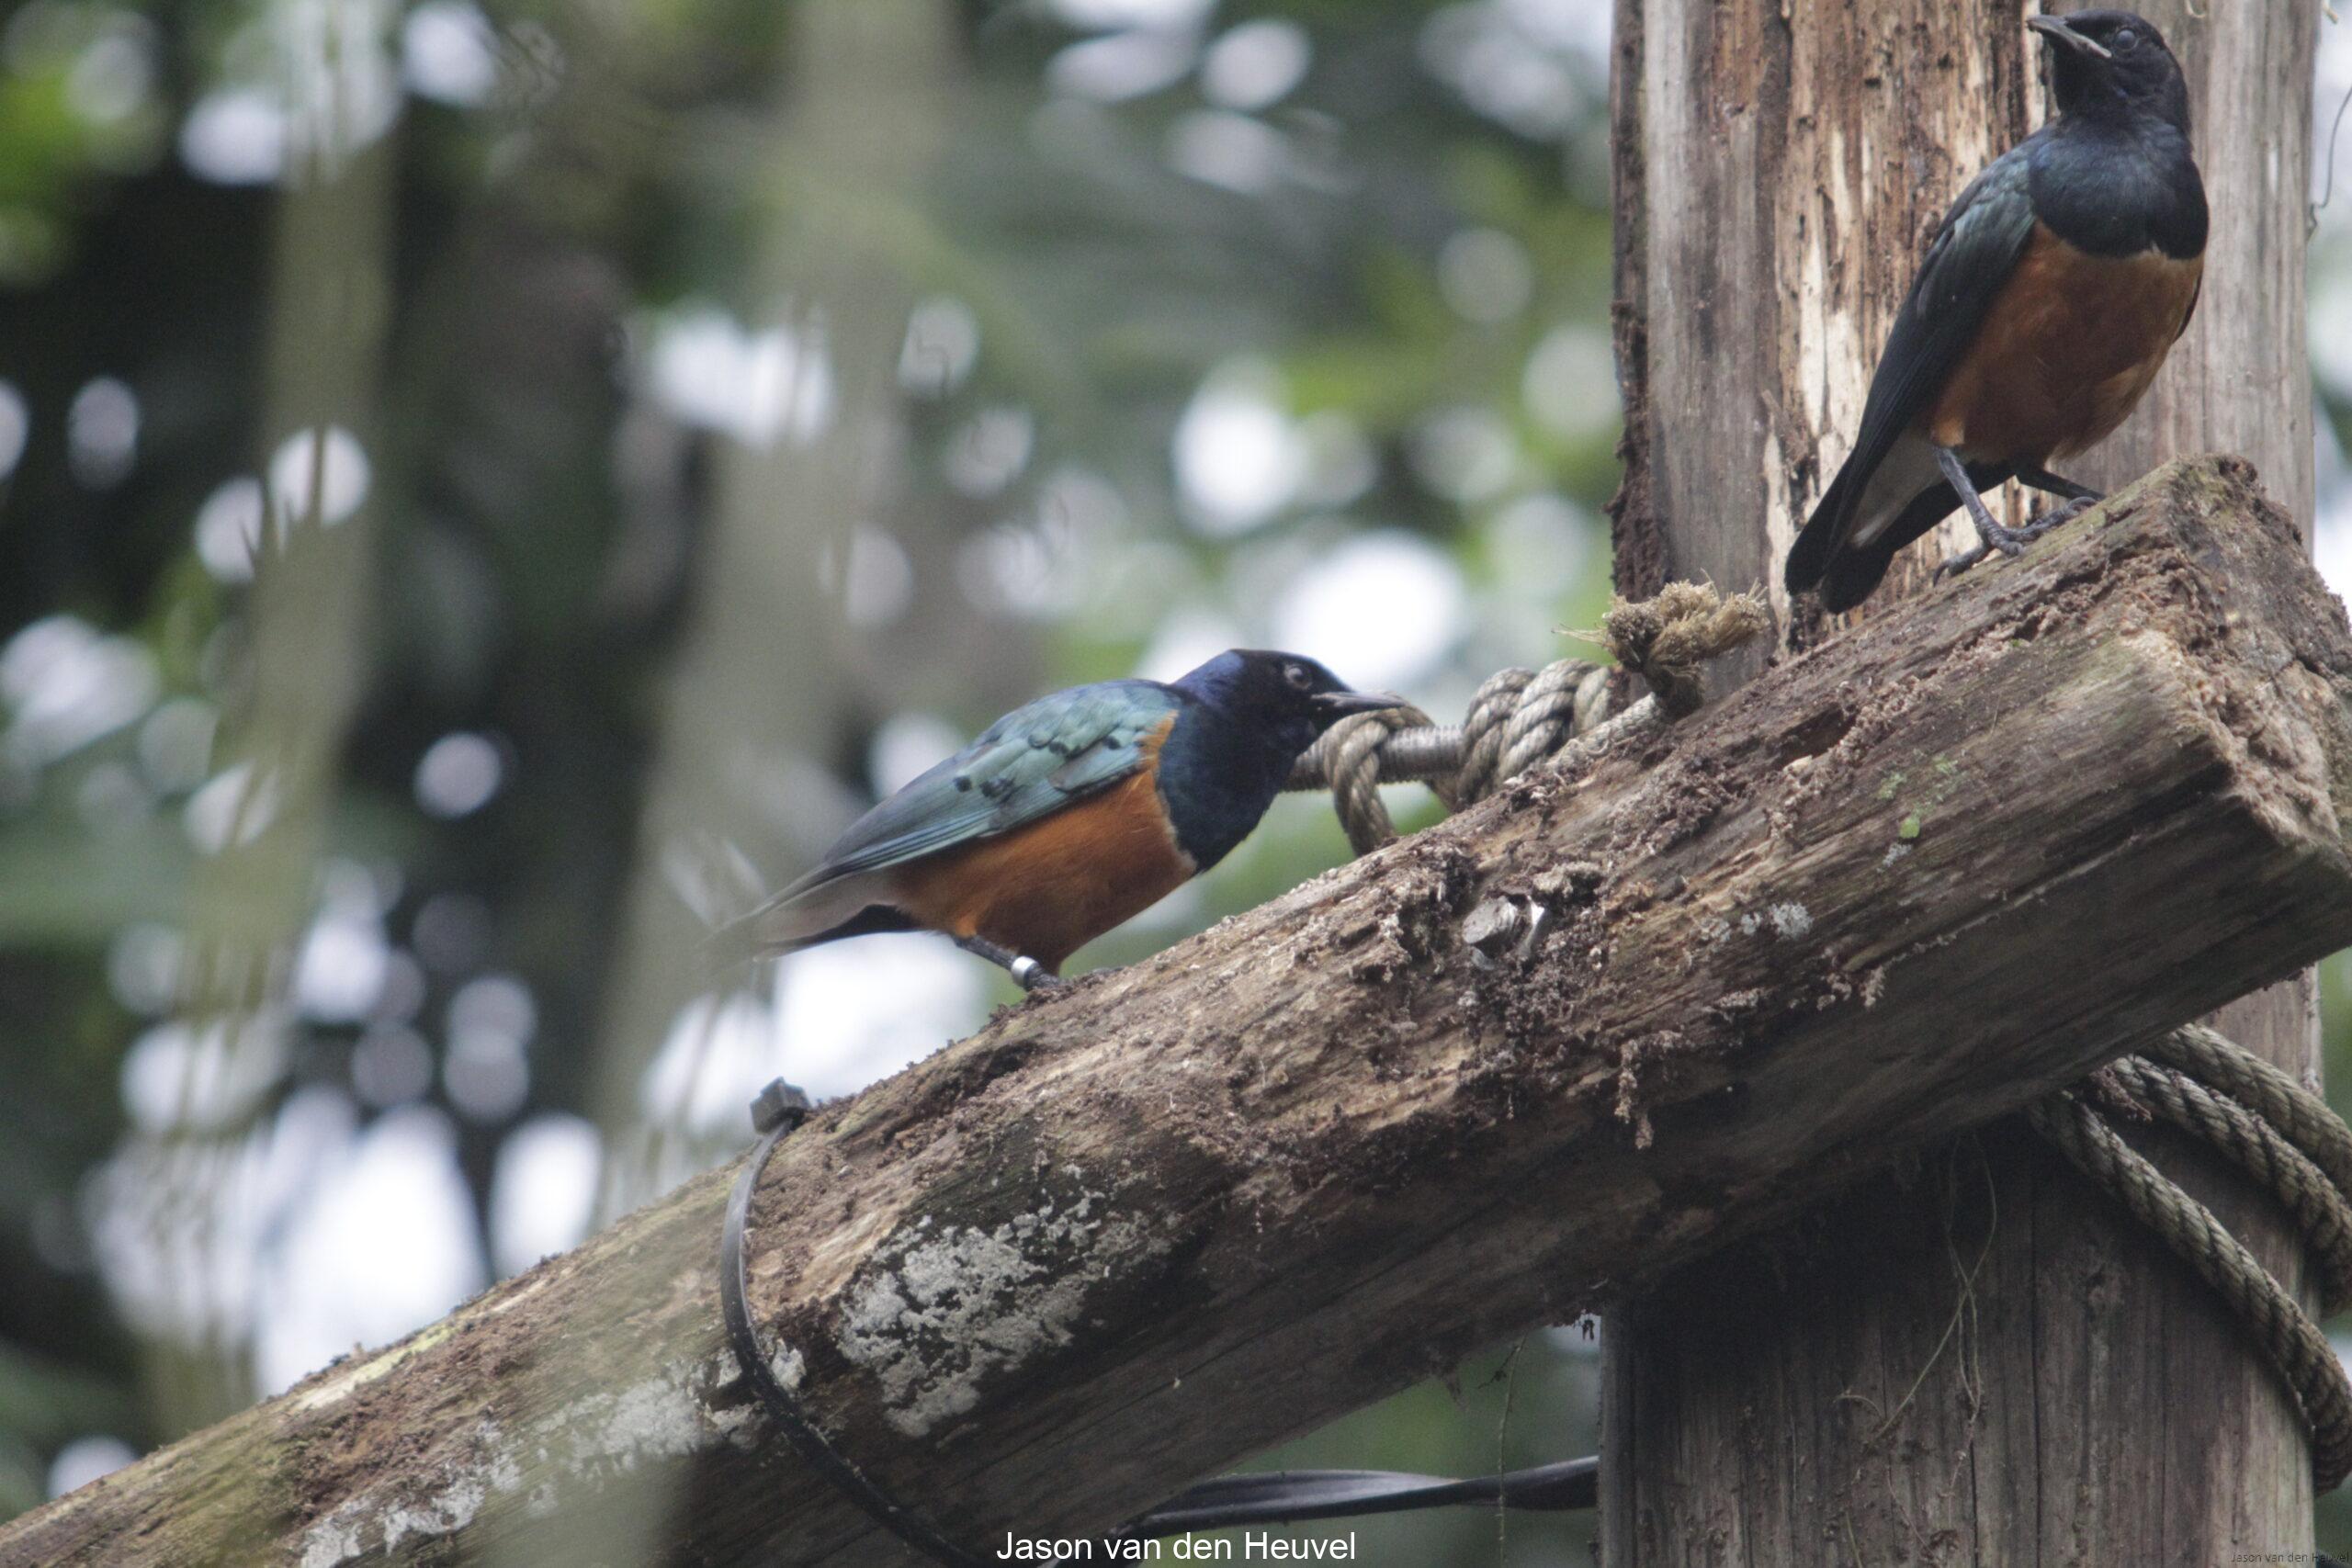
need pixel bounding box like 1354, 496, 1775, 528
1898, 813, 1923, 841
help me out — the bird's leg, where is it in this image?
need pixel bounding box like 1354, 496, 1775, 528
955, 934, 1063, 992
2012, 465, 2104, 536
1932, 446, 2039, 583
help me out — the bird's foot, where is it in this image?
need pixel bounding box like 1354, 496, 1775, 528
1933, 502, 2087, 585
1928, 549, 1974, 584
2017, 493, 2098, 539
1931, 446, 2018, 583
1932, 531, 2022, 584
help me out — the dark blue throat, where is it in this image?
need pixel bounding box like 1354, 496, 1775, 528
2030, 115, 2206, 259
1152, 702, 1318, 871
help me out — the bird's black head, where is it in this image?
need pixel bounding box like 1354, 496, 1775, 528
1173, 649, 1399, 746
1155, 649, 1401, 869
2030, 10, 2189, 135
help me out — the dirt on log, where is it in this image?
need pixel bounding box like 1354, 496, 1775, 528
8, 457, 2352, 1568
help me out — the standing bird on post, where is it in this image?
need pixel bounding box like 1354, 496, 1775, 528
719, 650, 1399, 990
1784, 9, 2206, 612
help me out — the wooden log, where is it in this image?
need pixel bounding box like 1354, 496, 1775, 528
1604, 3, 2322, 1562
7, 458, 2352, 1567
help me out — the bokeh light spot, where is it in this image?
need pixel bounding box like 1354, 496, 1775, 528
414, 731, 503, 818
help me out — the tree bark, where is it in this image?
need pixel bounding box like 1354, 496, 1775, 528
1606, 4, 2322, 1563
8, 460, 2352, 1567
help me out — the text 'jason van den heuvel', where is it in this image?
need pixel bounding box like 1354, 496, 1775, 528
997, 1531, 1360, 1561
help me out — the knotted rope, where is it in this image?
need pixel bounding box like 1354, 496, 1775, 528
1289, 581, 1769, 852
1286, 582, 2352, 1491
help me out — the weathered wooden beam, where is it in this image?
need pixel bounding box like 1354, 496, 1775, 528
9, 457, 2352, 1568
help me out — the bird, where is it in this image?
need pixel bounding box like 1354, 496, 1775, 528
720, 649, 1401, 989
1783, 9, 2206, 612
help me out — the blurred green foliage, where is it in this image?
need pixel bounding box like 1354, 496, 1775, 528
0, 0, 1617, 1555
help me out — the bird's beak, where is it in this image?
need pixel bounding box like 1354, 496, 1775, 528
2026, 13, 2111, 60
1314, 689, 1408, 717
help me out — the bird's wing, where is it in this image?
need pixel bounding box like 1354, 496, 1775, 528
1839, 141, 2042, 504
797, 681, 1180, 884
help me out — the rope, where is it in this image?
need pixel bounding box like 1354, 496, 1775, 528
1280, 583, 2352, 1494
2105, 1055, 2352, 1313
1312, 702, 1449, 849
1287, 581, 1768, 852
2148, 1024, 2352, 1205
2029, 1076, 2352, 1490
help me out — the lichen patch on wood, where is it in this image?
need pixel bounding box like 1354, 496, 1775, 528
837, 1194, 1165, 1438
294, 1349, 755, 1568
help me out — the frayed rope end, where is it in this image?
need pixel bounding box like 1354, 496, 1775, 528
1601, 581, 1770, 717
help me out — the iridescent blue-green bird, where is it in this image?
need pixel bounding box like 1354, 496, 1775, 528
725, 650, 1399, 988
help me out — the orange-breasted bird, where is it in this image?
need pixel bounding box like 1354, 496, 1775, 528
724, 649, 1399, 989
1784, 10, 2206, 611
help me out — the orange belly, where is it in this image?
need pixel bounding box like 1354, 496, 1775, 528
1922, 222, 2201, 464
888, 725, 1193, 972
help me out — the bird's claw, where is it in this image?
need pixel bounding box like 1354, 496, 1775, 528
1983, 522, 2036, 558
1938, 491, 2107, 582
1932, 540, 2001, 583
1936, 499, 2092, 584
1934, 530, 2023, 581
2019, 494, 2098, 537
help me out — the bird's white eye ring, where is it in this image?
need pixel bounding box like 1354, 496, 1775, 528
1285, 663, 1313, 689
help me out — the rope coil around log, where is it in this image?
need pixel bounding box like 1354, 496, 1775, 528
2028, 1081, 2352, 1489
1283, 582, 2352, 1494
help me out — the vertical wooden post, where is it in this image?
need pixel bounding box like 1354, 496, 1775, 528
1603, 3, 2322, 1562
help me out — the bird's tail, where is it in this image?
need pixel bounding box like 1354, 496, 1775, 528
699, 871, 911, 986
1784, 450, 1870, 600
1789, 446, 2011, 613
1815, 529, 1909, 614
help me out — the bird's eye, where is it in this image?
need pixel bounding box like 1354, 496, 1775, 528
2112, 28, 2137, 51
1284, 663, 1314, 690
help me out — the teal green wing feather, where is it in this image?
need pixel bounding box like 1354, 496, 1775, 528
800, 681, 1179, 884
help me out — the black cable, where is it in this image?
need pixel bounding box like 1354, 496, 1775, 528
720, 1078, 1600, 1565
720, 1082, 991, 1568
1123, 1457, 1599, 1538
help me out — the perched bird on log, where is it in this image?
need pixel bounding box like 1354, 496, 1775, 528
1784, 9, 2206, 611
722, 650, 1400, 989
